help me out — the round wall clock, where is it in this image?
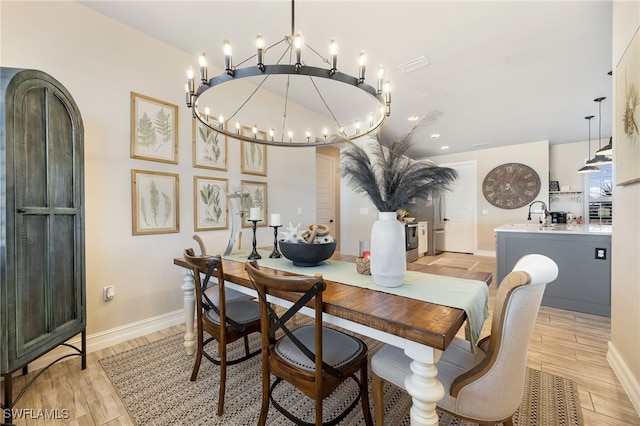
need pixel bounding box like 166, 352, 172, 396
482, 163, 541, 209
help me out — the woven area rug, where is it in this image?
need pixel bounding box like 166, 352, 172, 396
100, 331, 582, 426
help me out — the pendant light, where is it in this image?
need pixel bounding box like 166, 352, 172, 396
596, 136, 613, 156
585, 97, 612, 166
578, 115, 602, 174
596, 71, 613, 156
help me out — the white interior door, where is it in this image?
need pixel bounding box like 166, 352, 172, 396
316, 152, 338, 246
443, 161, 476, 253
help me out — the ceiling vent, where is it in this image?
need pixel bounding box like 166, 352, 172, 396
398, 56, 430, 74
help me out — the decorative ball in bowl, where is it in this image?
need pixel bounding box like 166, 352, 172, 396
278, 241, 337, 267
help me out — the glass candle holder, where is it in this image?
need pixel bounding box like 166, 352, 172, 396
359, 240, 371, 259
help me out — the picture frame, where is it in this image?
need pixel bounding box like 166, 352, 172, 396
549, 181, 560, 192
240, 126, 268, 176
241, 180, 268, 228
131, 92, 179, 164
193, 117, 227, 171
194, 176, 229, 231
131, 169, 180, 235
616, 26, 640, 186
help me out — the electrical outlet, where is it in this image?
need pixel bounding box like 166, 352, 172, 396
595, 248, 607, 260
103, 285, 115, 301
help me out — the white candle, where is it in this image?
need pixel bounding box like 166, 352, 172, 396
249, 207, 260, 221
270, 213, 281, 227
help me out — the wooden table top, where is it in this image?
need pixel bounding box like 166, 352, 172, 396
174, 253, 492, 351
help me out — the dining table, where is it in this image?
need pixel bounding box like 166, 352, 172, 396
174, 250, 491, 426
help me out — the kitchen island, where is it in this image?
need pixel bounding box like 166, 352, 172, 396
495, 223, 611, 316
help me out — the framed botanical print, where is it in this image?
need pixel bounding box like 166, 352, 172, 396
240, 126, 268, 176
131, 169, 179, 235
616, 26, 640, 186
130, 92, 179, 164
241, 180, 268, 228
193, 117, 227, 171
194, 176, 228, 231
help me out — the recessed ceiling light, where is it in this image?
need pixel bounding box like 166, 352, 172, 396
430, 133, 440, 138
407, 116, 419, 122
440, 146, 449, 150
472, 142, 491, 147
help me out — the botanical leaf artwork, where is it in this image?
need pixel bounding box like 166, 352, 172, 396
244, 142, 263, 170
137, 108, 172, 152
198, 126, 222, 162
246, 187, 264, 211
140, 179, 173, 227
199, 183, 223, 224
623, 69, 640, 144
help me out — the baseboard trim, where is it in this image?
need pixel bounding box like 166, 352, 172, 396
475, 249, 496, 257
607, 340, 640, 416
25, 309, 185, 372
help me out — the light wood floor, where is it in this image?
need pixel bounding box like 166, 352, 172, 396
3, 252, 639, 426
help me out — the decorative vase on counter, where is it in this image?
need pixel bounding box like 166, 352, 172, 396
370, 212, 406, 287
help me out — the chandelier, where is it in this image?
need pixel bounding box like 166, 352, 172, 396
184, 0, 391, 147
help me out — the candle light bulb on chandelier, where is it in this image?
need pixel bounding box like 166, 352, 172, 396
358, 51, 367, 83
329, 39, 338, 74
256, 35, 265, 71
199, 52, 208, 83
294, 32, 303, 70
377, 66, 385, 93
223, 40, 233, 75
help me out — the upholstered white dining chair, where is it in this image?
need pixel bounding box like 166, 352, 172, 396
371, 254, 558, 426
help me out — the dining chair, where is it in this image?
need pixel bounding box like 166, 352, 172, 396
191, 234, 253, 305
371, 253, 558, 426
182, 248, 262, 415
245, 260, 373, 426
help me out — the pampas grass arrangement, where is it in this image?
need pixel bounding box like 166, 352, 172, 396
339, 112, 458, 212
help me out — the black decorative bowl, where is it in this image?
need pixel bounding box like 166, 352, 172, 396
278, 241, 337, 267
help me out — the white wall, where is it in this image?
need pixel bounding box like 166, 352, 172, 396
429, 140, 549, 253
609, 0, 640, 415
1, 1, 319, 335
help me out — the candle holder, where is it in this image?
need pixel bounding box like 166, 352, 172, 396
269, 225, 282, 258
248, 220, 262, 260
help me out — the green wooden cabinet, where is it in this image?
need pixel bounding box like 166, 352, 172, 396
1, 68, 86, 417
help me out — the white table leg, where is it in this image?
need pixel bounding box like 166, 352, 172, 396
180, 269, 196, 355
403, 341, 444, 426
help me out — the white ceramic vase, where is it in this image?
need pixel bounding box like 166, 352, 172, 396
370, 211, 406, 287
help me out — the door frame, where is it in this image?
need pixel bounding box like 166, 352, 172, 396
441, 160, 477, 254
316, 145, 341, 251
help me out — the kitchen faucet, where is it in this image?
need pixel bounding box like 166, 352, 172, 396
527, 200, 550, 223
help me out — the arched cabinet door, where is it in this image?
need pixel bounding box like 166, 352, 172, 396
1, 67, 85, 375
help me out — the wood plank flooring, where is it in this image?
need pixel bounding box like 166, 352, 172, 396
3, 252, 638, 425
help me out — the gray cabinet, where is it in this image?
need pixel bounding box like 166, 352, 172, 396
1, 68, 86, 419
496, 230, 611, 316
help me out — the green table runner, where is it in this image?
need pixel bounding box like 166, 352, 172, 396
224, 250, 489, 350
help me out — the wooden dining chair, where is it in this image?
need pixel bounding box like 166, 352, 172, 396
371, 254, 558, 426
245, 260, 373, 426
182, 248, 262, 415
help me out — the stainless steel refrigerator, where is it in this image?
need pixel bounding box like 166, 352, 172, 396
409, 196, 446, 255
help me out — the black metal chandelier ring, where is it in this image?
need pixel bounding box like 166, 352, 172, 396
190, 64, 388, 147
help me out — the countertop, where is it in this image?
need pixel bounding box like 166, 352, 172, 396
495, 223, 612, 235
